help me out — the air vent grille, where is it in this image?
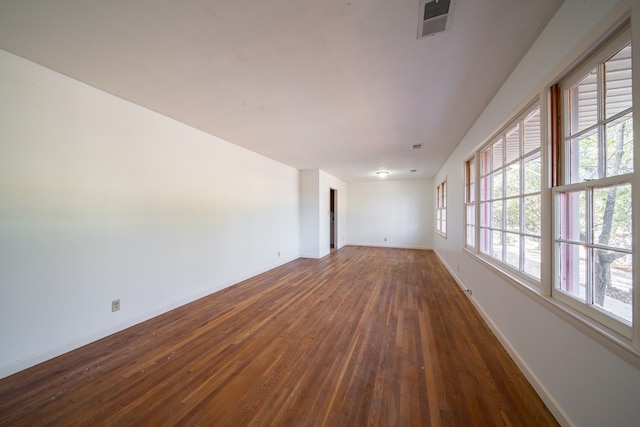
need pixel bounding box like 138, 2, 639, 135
418, 0, 453, 38
424, 0, 450, 20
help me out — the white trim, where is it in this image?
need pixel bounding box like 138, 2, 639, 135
345, 243, 433, 251
632, 0, 640, 351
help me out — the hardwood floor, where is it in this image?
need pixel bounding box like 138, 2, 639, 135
0, 246, 558, 426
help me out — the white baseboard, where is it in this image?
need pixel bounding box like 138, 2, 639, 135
433, 250, 573, 427
345, 243, 433, 250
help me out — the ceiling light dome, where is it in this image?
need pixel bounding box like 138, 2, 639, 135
376, 171, 389, 178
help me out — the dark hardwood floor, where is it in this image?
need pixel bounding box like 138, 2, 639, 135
0, 246, 558, 426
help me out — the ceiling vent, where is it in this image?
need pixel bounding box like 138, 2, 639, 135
412, 144, 423, 149
418, 0, 454, 39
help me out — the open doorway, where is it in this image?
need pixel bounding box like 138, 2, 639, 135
330, 188, 337, 251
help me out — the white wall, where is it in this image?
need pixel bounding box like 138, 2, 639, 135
0, 50, 301, 378
347, 179, 432, 249
433, 1, 640, 426
299, 170, 320, 258
299, 169, 347, 259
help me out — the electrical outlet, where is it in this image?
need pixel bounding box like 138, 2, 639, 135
384, 237, 387, 242
278, 251, 281, 257
112, 299, 120, 312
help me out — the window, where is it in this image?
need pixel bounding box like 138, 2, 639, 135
471, 103, 542, 283
553, 27, 633, 335
463, 20, 637, 360
464, 158, 476, 248
436, 180, 447, 236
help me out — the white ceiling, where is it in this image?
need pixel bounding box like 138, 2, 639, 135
0, 0, 563, 182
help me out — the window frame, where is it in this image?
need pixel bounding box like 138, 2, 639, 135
552, 26, 634, 338
465, 100, 543, 289
464, 157, 476, 249
436, 179, 447, 237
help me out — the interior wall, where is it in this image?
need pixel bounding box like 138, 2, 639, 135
0, 50, 301, 378
318, 170, 347, 257
299, 169, 347, 259
347, 179, 432, 249
433, 1, 640, 426
299, 169, 320, 258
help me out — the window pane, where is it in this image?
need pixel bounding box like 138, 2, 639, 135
505, 232, 520, 269
569, 68, 598, 134
524, 195, 541, 235
481, 148, 491, 174
493, 138, 504, 170
524, 237, 541, 279
523, 108, 541, 155
466, 205, 475, 226
469, 162, 476, 202
492, 230, 504, 261
524, 154, 541, 194
558, 190, 586, 243
480, 176, 490, 200
592, 183, 632, 250
469, 181, 475, 203
505, 163, 520, 197
480, 202, 491, 227
570, 129, 598, 182
605, 44, 632, 119
466, 202, 476, 249
480, 227, 491, 255
558, 242, 587, 301
606, 113, 634, 177
492, 200, 503, 229
492, 171, 503, 199
505, 124, 520, 164
467, 225, 475, 248
506, 198, 520, 232
593, 249, 632, 322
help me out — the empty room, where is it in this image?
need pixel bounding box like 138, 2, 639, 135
1, 0, 639, 426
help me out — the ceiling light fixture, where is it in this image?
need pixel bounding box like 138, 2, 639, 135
376, 171, 389, 178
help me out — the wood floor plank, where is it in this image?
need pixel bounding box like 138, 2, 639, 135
0, 247, 559, 426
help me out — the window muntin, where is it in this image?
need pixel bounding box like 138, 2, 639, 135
554, 28, 633, 334
476, 104, 542, 281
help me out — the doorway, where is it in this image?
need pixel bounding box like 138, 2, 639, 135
330, 189, 337, 251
